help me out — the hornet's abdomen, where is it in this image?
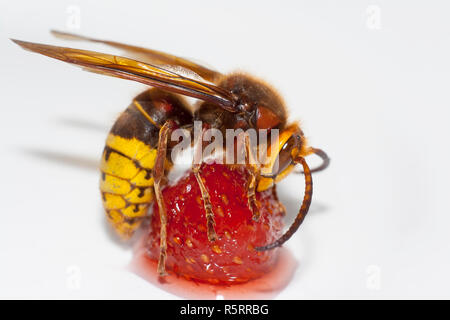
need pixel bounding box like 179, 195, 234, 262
100, 89, 192, 239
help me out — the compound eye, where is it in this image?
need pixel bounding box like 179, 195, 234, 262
274, 135, 297, 176
256, 105, 280, 129
268, 132, 303, 178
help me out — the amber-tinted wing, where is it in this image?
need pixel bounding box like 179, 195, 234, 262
50, 30, 221, 83
12, 39, 235, 110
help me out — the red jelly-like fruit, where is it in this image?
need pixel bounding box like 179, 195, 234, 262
146, 163, 285, 285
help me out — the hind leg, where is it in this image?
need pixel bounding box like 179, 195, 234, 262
152, 120, 176, 276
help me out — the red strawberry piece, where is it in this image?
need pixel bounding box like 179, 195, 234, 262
146, 162, 286, 285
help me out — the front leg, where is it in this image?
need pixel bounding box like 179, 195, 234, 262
152, 120, 175, 276
192, 127, 217, 242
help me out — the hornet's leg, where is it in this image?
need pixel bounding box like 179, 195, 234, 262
192, 127, 217, 242
152, 120, 176, 276
244, 133, 261, 221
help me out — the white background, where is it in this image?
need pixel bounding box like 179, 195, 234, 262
1, 0, 449, 299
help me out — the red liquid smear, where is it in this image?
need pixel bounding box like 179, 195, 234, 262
129, 239, 298, 300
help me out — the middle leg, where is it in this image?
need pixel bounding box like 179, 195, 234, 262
244, 133, 261, 221
192, 127, 217, 242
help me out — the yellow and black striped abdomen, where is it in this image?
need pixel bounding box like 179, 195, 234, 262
100, 134, 157, 238
100, 89, 193, 239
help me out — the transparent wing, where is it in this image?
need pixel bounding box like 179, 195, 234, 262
51, 30, 222, 83
12, 39, 235, 110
